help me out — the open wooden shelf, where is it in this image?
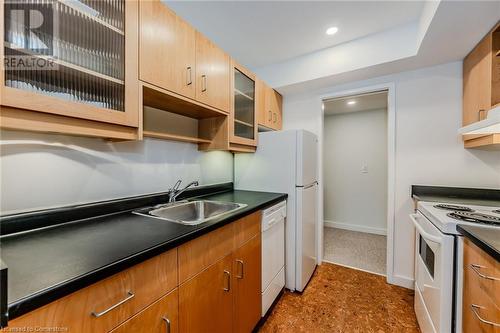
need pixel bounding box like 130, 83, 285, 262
464, 134, 500, 150
142, 83, 228, 119
143, 130, 211, 144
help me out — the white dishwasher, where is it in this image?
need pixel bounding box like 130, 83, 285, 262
261, 201, 286, 317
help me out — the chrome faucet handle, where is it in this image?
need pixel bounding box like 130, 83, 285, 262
170, 180, 182, 192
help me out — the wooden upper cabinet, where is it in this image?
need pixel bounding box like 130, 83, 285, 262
179, 254, 234, 333
256, 78, 268, 128
463, 32, 493, 126
233, 235, 262, 333
139, 0, 195, 99
230, 61, 257, 146
195, 32, 231, 113
265, 86, 283, 131
463, 22, 500, 126
0, 0, 140, 132
110, 289, 179, 333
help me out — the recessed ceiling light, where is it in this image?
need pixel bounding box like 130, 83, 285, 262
347, 100, 356, 105
326, 27, 339, 35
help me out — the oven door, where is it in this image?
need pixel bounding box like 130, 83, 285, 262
410, 212, 454, 333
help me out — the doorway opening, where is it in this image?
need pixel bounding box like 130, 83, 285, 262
321, 90, 389, 276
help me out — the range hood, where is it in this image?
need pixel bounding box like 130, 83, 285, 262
458, 105, 500, 135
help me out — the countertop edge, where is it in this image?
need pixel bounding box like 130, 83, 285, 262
6, 193, 288, 320
457, 225, 500, 262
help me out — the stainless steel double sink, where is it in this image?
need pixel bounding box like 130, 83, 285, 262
133, 200, 247, 226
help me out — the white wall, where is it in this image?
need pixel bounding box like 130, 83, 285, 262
0, 130, 233, 214
324, 108, 388, 235
283, 61, 500, 288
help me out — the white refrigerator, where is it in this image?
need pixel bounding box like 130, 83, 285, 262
234, 129, 318, 292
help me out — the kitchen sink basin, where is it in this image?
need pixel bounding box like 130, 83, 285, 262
133, 200, 247, 225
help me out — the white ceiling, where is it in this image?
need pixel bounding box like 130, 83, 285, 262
165, 1, 425, 69
324, 91, 388, 116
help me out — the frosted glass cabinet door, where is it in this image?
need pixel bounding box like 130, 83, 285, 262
230, 62, 257, 146
1, 0, 139, 127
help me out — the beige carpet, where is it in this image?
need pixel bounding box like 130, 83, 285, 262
323, 227, 387, 275
259, 263, 420, 333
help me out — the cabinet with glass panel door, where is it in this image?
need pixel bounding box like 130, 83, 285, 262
0, 0, 139, 139
230, 61, 257, 147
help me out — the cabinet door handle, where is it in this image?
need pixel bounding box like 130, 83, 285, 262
236, 260, 244, 279
470, 264, 500, 281
201, 75, 207, 92
471, 304, 500, 327
223, 270, 231, 291
91, 291, 134, 318
268, 110, 272, 121
186, 67, 192, 86
478, 109, 487, 121
273, 113, 277, 123
162, 317, 171, 333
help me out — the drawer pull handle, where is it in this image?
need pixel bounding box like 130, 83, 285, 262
186, 67, 192, 86
162, 317, 171, 333
201, 75, 207, 92
91, 291, 134, 318
470, 264, 500, 281
471, 304, 500, 327
236, 260, 244, 279
223, 270, 231, 291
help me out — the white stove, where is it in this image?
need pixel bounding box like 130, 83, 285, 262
418, 201, 500, 235
412, 200, 500, 333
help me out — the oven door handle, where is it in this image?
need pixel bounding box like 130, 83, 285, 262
410, 214, 442, 244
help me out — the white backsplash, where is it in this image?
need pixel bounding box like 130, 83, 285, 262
0, 130, 234, 214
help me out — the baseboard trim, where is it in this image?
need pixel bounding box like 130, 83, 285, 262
322, 259, 386, 277
390, 274, 414, 290
324, 220, 387, 236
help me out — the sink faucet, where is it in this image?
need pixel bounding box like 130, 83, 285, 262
168, 180, 199, 203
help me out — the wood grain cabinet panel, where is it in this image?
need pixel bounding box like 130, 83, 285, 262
110, 288, 178, 333
463, 33, 493, 126
179, 254, 234, 333
5, 249, 178, 333
233, 211, 261, 249
462, 238, 500, 333
139, 0, 195, 99
233, 235, 262, 333
195, 32, 231, 113
178, 223, 234, 283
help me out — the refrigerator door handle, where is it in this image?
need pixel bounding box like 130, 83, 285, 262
302, 182, 318, 190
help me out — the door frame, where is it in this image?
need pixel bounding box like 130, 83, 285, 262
318, 82, 396, 285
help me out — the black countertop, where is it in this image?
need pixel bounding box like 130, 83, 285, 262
411, 185, 500, 206
0, 190, 287, 320
457, 225, 500, 262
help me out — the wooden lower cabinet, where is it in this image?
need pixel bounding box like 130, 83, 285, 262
111, 289, 178, 333
2, 213, 263, 333
462, 238, 500, 333
179, 254, 234, 333
233, 235, 262, 333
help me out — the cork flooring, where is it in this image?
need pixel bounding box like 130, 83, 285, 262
259, 263, 420, 333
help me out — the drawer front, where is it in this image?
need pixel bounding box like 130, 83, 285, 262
178, 223, 234, 283
110, 288, 178, 333
6, 249, 178, 333
463, 277, 500, 333
234, 211, 261, 249
464, 238, 499, 305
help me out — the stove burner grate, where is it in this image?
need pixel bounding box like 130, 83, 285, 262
447, 211, 500, 225
434, 204, 474, 212
493, 209, 500, 214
